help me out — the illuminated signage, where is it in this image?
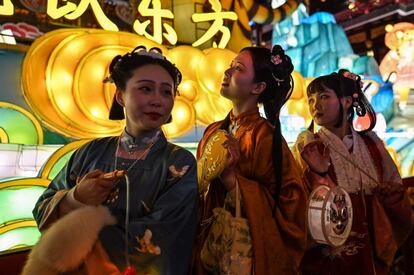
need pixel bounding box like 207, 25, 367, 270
0, 0, 237, 48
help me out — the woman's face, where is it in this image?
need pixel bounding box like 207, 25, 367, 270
116, 64, 175, 133
220, 50, 259, 103
308, 87, 350, 128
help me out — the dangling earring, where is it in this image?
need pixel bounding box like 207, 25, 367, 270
352, 92, 359, 107
352, 92, 363, 116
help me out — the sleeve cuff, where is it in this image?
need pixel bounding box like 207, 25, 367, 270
65, 186, 86, 209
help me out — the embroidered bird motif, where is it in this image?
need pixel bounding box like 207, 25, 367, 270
169, 165, 189, 178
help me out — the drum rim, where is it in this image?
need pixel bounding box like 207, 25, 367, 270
308, 185, 353, 247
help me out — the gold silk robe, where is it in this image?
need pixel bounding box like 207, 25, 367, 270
193, 109, 308, 275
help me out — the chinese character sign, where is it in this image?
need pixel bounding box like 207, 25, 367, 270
47, 0, 118, 31
191, 0, 237, 48
133, 0, 177, 45
0, 0, 13, 15
0, 0, 238, 48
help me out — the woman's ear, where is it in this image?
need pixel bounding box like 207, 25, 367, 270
341, 96, 353, 112
115, 89, 124, 107
251, 82, 267, 96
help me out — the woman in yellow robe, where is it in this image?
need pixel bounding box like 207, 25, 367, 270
192, 45, 308, 274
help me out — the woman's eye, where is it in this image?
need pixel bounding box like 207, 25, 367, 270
320, 95, 328, 99
139, 86, 151, 92
163, 90, 173, 96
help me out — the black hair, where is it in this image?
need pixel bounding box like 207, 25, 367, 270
105, 45, 182, 120
307, 69, 376, 132
220, 45, 294, 210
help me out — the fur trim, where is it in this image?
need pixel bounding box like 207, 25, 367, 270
22, 205, 116, 275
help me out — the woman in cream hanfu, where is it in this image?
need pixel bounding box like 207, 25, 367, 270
293, 70, 413, 275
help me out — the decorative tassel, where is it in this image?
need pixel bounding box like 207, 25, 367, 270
124, 266, 136, 275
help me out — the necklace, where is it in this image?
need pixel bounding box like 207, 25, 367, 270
109, 132, 157, 272
105, 135, 156, 204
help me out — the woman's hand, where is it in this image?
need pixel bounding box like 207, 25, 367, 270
219, 133, 240, 191
74, 169, 117, 205
301, 141, 330, 174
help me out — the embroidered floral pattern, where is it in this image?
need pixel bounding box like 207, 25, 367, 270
135, 229, 161, 255
321, 232, 366, 258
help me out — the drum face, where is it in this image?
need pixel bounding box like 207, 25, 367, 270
308, 186, 353, 247
197, 130, 229, 193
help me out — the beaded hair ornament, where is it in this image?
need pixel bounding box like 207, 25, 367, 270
342, 70, 365, 116
270, 53, 284, 86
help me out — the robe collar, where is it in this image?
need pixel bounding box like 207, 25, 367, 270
120, 128, 161, 153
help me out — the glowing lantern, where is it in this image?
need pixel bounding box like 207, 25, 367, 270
353, 114, 371, 132
0, 102, 43, 144
22, 29, 240, 137
380, 22, 414, 110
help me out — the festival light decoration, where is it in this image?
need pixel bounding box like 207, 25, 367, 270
191, 0, 237, 48
0, 139, 88, 252
21, 29, 238, 139
380, 22, 414, 110
0, 102, 43, 144
0, 0, 13, 15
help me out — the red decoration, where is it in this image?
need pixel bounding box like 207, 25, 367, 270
124, 266, 136, 275
353, 114, 371, 131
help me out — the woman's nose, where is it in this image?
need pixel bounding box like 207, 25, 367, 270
314, 98, 322, 109
224, 67, 233, 77
149, 92, 162, 106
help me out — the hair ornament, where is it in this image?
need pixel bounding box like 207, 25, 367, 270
271, 54, 283, 65
271, 73, 285, 86
132, 46, 165, 60
343, 71, 364, 89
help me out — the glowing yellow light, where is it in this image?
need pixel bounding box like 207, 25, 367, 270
396, 31, 404, 39
191, 0, 237, 48
385, 24, 394, 33
162, 97, 195, 137
181, 81, 191, 91
0, 0, 14, 15
90, 107, 104, 118
389, 50, 399, 59
396, 87, 410, 110
47, 0, 76, 19
175, 106, 187, 120
54, 95, 71, 112
206, 81, 215, 91
133, 0, 177, 45
51, 71, 73, 87
348, 3, 356, 9
47, 0, 118, 31
0, 127, 9, 143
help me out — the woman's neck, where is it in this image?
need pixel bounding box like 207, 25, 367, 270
124, 127, 160, 143
325, 123, 352, 140
232, 100, 257, 117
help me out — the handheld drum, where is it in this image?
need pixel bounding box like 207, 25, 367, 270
308, 185, 353, 247
197, 130, 229, 194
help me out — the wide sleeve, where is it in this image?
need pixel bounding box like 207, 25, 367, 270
368, 132, 413, 245
32, 142, 90, 231
237, 123, 308, 274
100, 148, 198, 275
291, 130, 311, 174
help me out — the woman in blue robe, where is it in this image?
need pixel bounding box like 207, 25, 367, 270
31, 46, 198, 275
